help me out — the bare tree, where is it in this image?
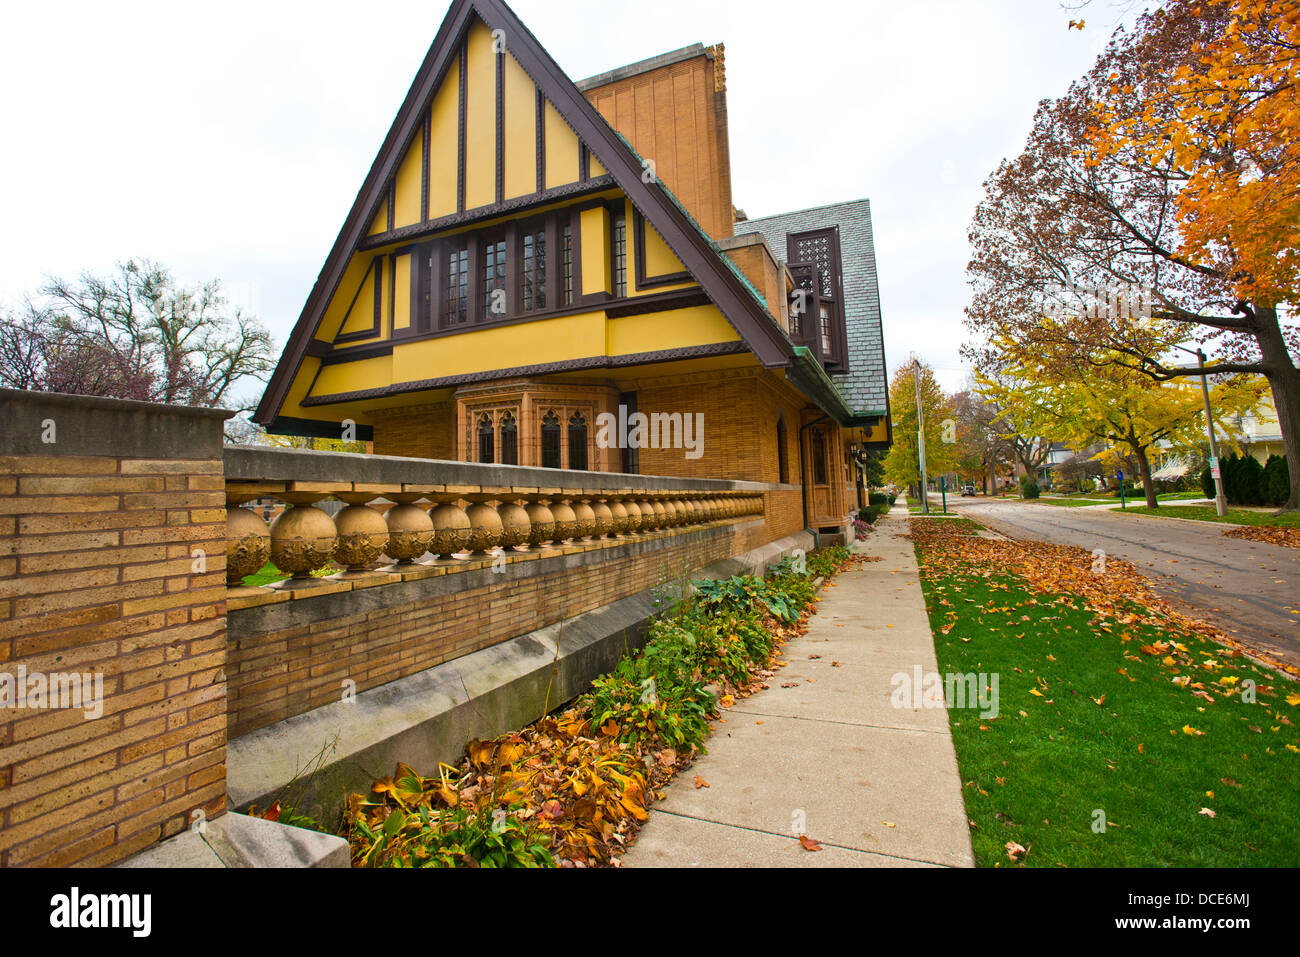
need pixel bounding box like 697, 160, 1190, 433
2, 260, 276, 440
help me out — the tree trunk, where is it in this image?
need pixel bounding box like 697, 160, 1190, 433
1254, 305, 1300, 512
1133, 444, 1158, 509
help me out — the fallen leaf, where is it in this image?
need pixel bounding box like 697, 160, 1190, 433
798, 835, 823, 851
693, 775, 710, 789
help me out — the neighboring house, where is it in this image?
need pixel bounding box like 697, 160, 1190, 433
1233, 394, 1285, 462
254, 0, 890, 535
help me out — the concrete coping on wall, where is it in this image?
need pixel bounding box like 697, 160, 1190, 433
224, 445, 785, 493
117, 805, 350, 869
0, 388, 233, 459
222, 528, 816, 841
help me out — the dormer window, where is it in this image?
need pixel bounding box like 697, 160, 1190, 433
787, 227, 848, 373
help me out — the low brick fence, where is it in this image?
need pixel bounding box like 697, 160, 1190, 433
0, 389, 800, 867
0, 391, 231, 867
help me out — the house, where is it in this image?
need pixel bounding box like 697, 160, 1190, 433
254, 0, 890, 539
1234, 393, 1285, 463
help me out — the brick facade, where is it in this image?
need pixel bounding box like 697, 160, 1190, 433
227, 517, 768, 737
578, 44, 733, 243
0, 392, 231, 867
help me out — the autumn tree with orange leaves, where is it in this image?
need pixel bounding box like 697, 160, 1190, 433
966, 0, 1300, 510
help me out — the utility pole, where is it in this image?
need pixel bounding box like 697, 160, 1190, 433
1197, 348, 1229, 517
915, 358, 929, 515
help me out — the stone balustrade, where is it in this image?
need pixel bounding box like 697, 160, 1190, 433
224, 447, 769, 606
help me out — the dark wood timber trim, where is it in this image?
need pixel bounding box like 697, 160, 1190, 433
319, 285, 712, 364
304, 340, 750, 405
388, 255, 397, 335
579, 142, 590, 182
386, 188, 395, 234
604, 287, 708, 318
407, 245, 425, 336
535, 87, 545, 194
358, 175, 616, 251
457, 40, 468, 215
267, 416, 375, 442
495, 45, 505, 205
255, 0, 794, 428
420, 114, 431, 223
633, 208, 691, 290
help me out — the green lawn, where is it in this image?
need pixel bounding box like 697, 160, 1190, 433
1110, 505, 1300, 527
242, 561, 345, 587
916, 541, 1300, 867
1035, 491, 1208, 508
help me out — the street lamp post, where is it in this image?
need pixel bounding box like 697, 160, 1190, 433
1169, 345, 1229, 517
914, 359, 929, 515
1195, 348, 1230, 518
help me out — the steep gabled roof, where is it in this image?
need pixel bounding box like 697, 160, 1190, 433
255, 0, 794, 426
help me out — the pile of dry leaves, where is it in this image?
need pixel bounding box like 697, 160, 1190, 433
911, 517, 1299, 679
1223, 525, 1300, 549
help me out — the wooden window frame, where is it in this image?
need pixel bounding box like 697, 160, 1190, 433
610, 203, 628, 300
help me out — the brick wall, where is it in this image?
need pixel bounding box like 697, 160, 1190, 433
371, 369, 810, 542
372, 401, 456, 459
581, 46, 733, 242
0, 391, 231, 867
227, 518, 767, 737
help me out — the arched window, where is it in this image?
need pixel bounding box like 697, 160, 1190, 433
477, 413, 494, 464
500, 412, 518, 466
568, 412, 588, 472
777, 416, 789, 484
541, 411, 562, 470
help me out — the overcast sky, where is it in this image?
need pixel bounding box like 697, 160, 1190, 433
0, 0, 1141, 395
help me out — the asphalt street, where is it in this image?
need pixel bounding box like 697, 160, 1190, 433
939, 497, 1300, 668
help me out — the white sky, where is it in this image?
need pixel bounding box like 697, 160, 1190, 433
0, 0, 1140, 395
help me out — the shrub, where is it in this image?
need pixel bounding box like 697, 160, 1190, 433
1240, 455, 1265, 506
868, 492, 890, 507
1264, 454, 1290, 508
1019, 477, 1040, 500
1222, 452, 1243, 504
858, 505, 882, 524
1200, 464, 1215, 501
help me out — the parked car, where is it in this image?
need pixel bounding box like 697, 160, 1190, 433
960, 484, 977, 497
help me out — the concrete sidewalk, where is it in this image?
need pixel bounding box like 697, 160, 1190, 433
622, 507, 975, 868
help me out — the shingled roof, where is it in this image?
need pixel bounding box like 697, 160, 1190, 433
739, 200, 890, 418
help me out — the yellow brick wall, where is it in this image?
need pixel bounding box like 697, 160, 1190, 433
372, 401, 456, 459
583, 49, 732, 242
0, 453, 228, 867
227, 518, 773, 736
